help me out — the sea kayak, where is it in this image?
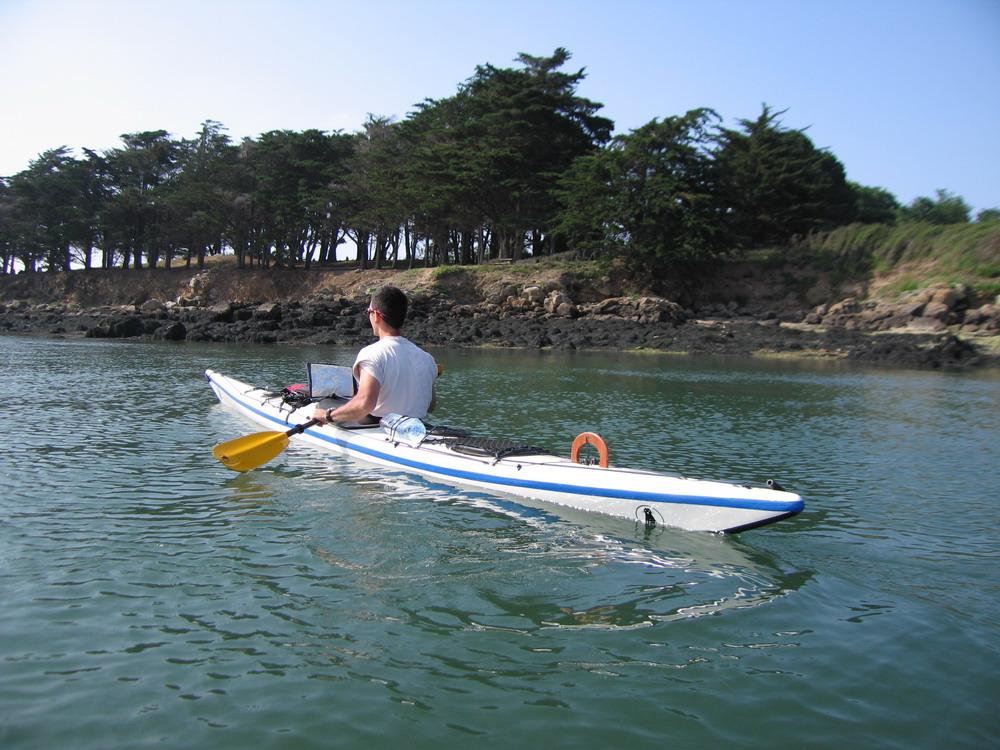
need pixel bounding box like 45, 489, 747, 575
205, 369, 804, 533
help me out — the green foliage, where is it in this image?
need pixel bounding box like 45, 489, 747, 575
101, 130, 181, 269
797, 221, 1000, 294
0, 51, 986, 283
551, 147, 616, 258
399, 47, 613, 263
898, 189, 971, 224
159, 120, 240, 268
556, 109, 733, 266
429, 265, 465, 279
715, 105, 856, 247
6, 147, 103, 272
849, 182, 900, 224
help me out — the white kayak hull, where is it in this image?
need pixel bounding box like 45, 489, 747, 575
205, 370, 804, 533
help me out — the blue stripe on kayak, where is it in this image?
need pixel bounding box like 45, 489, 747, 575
209, 373, 804, 515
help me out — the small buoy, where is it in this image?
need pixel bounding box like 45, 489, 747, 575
570, 432, 609, 468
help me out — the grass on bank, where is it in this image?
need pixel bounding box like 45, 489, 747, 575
795, 221, 1000, 299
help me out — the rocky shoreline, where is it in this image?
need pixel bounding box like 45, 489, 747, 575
1, 273, 996, 370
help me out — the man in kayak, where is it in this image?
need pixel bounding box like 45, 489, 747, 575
314, 286, 437, 424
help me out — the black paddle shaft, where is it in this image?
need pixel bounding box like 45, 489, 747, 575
288, 418, 322, 436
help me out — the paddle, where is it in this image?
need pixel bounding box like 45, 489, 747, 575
213, 418, 321, 472
213, 364, 445, 472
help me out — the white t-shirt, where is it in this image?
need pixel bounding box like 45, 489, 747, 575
353, 336, 437, 418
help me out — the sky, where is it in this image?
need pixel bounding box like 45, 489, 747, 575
1, 0, 998, 213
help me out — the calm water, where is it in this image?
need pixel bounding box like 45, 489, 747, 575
1, 336, 997, 749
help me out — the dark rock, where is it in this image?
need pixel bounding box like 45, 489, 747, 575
253, 302, 282, 321
108, 316, 145, 338
208, 302, 234, 322
848, 333, 979, 370
154, 322, 187, 341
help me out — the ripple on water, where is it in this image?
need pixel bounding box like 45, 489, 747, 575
2, 340, 998, 749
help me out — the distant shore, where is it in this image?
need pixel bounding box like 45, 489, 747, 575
1, 263, 995, 371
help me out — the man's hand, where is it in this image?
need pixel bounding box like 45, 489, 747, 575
312, 372, 380, 426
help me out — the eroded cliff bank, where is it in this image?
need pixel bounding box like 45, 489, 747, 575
1, 259, 997, 370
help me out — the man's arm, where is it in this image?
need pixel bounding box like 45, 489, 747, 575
313, 370, 380, 424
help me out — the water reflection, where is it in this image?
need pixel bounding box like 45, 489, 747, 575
270, 445, 809, 632
4, 337, 998, 747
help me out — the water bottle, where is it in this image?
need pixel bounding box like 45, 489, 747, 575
380, 413, 427, 447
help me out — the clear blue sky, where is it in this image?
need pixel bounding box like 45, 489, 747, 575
2, 0, 998, 212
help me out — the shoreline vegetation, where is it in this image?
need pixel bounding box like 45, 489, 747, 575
2, 48, 997, 369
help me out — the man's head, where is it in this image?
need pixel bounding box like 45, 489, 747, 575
368, 286, 408, 330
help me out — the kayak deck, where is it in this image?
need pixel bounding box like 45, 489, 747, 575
206, 369, 804, 533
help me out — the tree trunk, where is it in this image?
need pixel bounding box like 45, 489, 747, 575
477, 227, 489, 265
331, 227, 342, 263
358, 232, 370, 270
460, 230, 473, 265
317, 233, 329, 265
387, 228, 400, 268
304, 233, 318, 269
404, 223, 413, 269
374, 231, 384, 270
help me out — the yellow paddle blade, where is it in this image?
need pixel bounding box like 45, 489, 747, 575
213, 430, 290, 472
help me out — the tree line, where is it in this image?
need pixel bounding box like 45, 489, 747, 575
2, 48, 995, 276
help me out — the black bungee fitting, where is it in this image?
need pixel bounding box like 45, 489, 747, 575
634, 506, 657, 529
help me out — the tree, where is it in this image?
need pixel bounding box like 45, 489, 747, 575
7, 147, 83, 272
898, 189, 971, 224
243, 129, 352, 268
102, 131, 180, 268
976, 208, 1000, 223
163, 120, 241, 269
552, 146, 617, 258
0, 179, 13, 273
68, 150, 109, 269
715, 105, 856, 246
556, 109, 732, 265
400, 48, 613, 263
849, 182, 899, 224
346, 116, 410, 269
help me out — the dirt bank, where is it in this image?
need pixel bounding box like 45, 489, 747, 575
0, 259, 996, 371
